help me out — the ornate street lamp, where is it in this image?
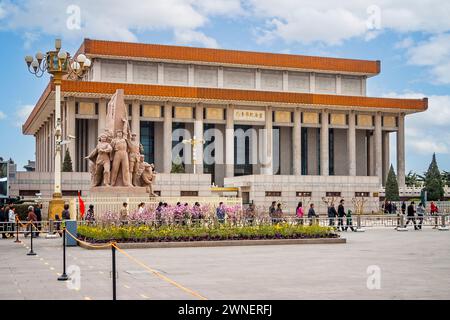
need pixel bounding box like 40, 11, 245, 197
25, 39, 90, 215
182, 136, 205, 175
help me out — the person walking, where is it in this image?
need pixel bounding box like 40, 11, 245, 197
430, 201, 439, 229
296, 202, 304, 225
401, 201, 406, 215
61, 204, 71, 220
120, 202, 128, 224
337, 199, 346, 231
34, 204, 42, 237
416, 202, 426, 230
274, 203, 283, 224
8, 206, 16, 238
244, 203, 256, 225
344, 209, 356, 232
138, 202, 145, 215
85, 204, 95, 223
216, 202, 226, 223
269, 201, 277, 224
328, 203, 337, 228
24, 206, 37, 238
308, 203, 317, 226
405, 201, 418, 230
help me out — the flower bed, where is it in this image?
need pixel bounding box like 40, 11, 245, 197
77, 223, 339, 243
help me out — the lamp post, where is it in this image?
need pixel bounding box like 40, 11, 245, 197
182, 136, 204, 174
25, 39, 90, 217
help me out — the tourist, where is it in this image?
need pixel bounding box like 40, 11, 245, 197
344, 209, 356, 232
430, 201, 439, 229
138, 202, 145, 214
392, 202, 397, 214
296, 202, 304, 225
8, 206, 16, 238
269, 201, 276, 224
85, 204, 95, 224
328, 203, 337, 228
24, 206, 37, 238
120, 202, 128, 223
192, 202, 203, 222
401, 201, 406, 215
405, 201, 418, 230
337, 199, 346, 231
308, 203, 317, 226
216, 202, 225, 223
244, 203, 256, 225
0, 205, 7, 239
274, 203, 283, 223
61, 204, 71, 220
416, 202, 426, 230
34, 204, 42, 237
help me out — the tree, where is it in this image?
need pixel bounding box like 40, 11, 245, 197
62, 149, 73, 172
423, 153, 444, 201
385, 165, 399, 201
441, 170, 450, 186
405, 170, 421, 187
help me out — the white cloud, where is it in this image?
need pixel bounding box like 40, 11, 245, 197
249, 0, 450, 45
405, 34, 450, 84
0, 111, 6, 120
0, 0, 243, 47
174, 29, 219, 48
383, 92, 450, 155
15, 105, 34, 127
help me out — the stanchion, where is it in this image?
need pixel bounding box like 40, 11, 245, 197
356, 215, 365, 232
27, 224, 36, 256
112, 243, 117, 300
58, 227, 69, 281
397, 214, 407, 231
14, 219, 21, 243
438, 215, 449, 231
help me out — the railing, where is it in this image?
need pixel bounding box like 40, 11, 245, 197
76, 196, 242, 220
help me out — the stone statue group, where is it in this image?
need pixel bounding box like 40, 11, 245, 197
84, 89, 157, 197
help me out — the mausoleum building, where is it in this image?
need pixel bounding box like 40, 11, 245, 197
18, 39, 427, 212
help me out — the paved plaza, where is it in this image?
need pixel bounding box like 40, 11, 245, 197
0, 228, 449, 300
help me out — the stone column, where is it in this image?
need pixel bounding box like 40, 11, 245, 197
397, 113, 406, 188
310, 73, 316, 93
382, 131, 390, 185
126, 61, 133, 83
218, 67, 224, 88
163, 102, 172, 173
293, 107, 301, 175
131, 100, 140, 140
255, 69, 261, 90
97, 98, 107, 137
66, 97, 76, 171
374, 112, 383, 185
262, 106, 273, 175
282, 71, 289, 92
157, 63, 164, 84
225, 104, 234, 177
320, 110, 329, 176
336, 75, 342, 94
348, 111, 356, 176
194, 103, 204, 174
188, 64, 195, 86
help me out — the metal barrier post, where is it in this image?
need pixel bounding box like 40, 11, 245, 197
58, 227, 69, 281
14, 219, 21, 243
355, 215, 365, 232
397, 214, 407, 231
438, 215, 449, 231
27, 224, 36, 256
112, 243, 117, 300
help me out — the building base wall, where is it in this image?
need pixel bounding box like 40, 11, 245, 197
225, 175, 381, 215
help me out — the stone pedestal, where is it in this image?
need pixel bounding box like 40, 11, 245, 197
48, 192, 65, 220
90, 186, 149, 197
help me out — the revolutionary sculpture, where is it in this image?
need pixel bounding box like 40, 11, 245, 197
86, 89, 156, 194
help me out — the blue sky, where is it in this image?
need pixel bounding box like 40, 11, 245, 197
0, 0, 449, 174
